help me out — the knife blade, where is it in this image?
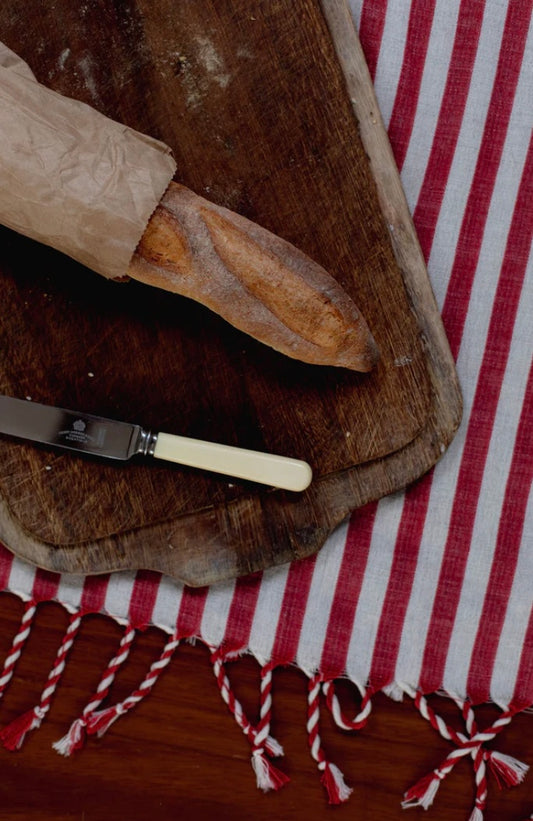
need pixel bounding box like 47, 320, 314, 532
0, 396, 312, 492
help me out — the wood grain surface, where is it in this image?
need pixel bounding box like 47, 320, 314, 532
0, 594, 531, 820
0, 0, 461, 584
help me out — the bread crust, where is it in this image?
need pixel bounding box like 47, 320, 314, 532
128, 182, 379, 371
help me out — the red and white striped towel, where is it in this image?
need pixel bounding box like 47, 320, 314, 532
0, 1, 531, 816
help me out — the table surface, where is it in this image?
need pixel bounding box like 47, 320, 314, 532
0, 593, 531, 820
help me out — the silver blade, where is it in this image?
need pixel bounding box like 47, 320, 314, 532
0, 395, 145, 461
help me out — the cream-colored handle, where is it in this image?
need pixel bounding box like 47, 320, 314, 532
153, 432, 312, 492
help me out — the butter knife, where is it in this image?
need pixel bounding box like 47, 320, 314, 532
0, 395, 312, 492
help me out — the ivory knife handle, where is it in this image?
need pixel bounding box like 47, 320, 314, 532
152, 432, 312, 491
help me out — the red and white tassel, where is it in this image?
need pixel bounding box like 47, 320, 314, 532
307, 675, 352, 804
210, 649, 283, 760
470, 744, 488, 820
487, 750, 529, 788
250, 663, 289, 792
0, 706, 45, 751
86, 631, 180, 738
403, 684, 466, 747
0, 600, 37, 702
320, 761, 353, 804
458, 697, 487, 820
54, 624, 136, 756
402, 768, 446, 810
0, 610, 82, 751
322, 679, 372, 731
402, 689, 525, 817
251, 749, 290, 792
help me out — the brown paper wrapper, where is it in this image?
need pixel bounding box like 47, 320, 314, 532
0, 43, 176, 279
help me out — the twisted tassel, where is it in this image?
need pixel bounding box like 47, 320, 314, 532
456, 697, 528, 805
209, 648, 283, 760
402, 766, 448, 810
401, 685, 522, 816
251, 662, 289, 792
1, 611, 82, 750
322, 679, 372, 731
487, 750, 529, 788
469, 744, 488, 820
54, 624, 137, 756
86, 630, 180, 738
307, 675, 352, 804
458, 698, 487, 819
0, 600, 37, 702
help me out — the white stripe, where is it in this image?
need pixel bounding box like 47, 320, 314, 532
151, 576, 184, 633
399, 0, 462, 212
200, 579, 236, 648
248, 564, 290, 665
295, 520, 349, 673
347, 0, 363, 31
103, 571, 136, 623
7, 557, 36, 601
371, 1, 411, 129
56, 573, 85, 612
344, 494, 403, 684
490, 491, 533, 706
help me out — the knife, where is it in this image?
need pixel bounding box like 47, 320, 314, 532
0, 396, 312, 492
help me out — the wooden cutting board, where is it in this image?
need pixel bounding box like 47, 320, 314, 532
0, 0, 461, 585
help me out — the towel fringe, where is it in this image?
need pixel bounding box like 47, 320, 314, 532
398, 684, 526, 818
0, 600, 37, 702
307, 674, 352, 804
0, 603, 530, 815
487, 750, 529, 788
86, 629, 180, 738
209, 648, 289, 790
53, 623, 137, 756
322, 678, 372, 730
0, 610, 82, 750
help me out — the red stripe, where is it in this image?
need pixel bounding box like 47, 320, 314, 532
387, 0, 436, 171
420, 127, 533, 693
80, 574, 111, 615
441, 0, 533, 359
358, 0, 388, 81
512, 602, 533, 710
220, 573, 263, 653
368, 477, 433, 690
32, 567, 60, 603
128, 570, 162, 629
0, 544, 14, 590
270, 555, 316, 665
176, 585, 209, 639
467, 360, 533, 703
319, 503, 377, 679
412, 0, 484, 261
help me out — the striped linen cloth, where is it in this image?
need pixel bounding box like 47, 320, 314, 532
0, 0, 531, 815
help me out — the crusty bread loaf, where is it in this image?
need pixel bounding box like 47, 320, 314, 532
127, 182, 379, 372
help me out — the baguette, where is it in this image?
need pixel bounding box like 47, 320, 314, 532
127, 182, 379, 372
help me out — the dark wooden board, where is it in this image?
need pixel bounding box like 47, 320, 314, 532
0, 0, 461, 584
